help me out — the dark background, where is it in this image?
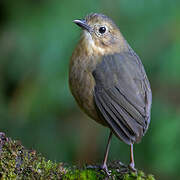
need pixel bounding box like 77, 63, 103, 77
0, 0, 180, 179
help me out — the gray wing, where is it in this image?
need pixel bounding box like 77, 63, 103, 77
92, 52, 152, 145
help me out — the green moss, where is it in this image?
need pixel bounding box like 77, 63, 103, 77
63, 169, 101, 180
122, 171, 155, 180
0, 133, 66, 179
0, 133, 156, 180
62, 167, 155, 180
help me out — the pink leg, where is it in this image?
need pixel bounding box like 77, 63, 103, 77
101, 131, 113, 175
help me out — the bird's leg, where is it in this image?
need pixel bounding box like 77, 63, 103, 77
129, 143, 136, 172
101, 131, 113, 175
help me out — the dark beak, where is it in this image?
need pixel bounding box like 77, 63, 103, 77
73, 19, 91, 32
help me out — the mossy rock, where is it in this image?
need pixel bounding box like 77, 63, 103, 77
0, 132, 155, 180
63, 164, 155, 180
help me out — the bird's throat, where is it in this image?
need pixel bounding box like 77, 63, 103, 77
81, 30, 128, 56
81, 30, 106, 56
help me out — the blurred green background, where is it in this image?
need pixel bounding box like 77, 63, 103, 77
0, 0, 180, 179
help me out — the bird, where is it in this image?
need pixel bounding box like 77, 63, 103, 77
69, 13, 152, 173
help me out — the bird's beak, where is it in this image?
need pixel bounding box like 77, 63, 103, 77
73, 19, 91, 32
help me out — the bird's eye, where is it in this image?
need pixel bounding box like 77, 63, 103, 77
98, 26, 106, 34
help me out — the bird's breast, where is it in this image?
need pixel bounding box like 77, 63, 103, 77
69, 49, 107, 126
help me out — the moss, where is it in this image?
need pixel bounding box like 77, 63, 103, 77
0, 132, 66, 179
62, 166, 155, 180
0, 132, 155, 180
63, 169, 101, 180
122, 171, 155, 180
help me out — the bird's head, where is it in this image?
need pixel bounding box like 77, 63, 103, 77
73, 13, 127, 55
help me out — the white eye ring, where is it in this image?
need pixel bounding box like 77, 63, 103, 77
94, 25, 108, 37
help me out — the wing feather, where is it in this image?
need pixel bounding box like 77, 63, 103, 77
93, 52, 152, 144
94, 90, 132, 144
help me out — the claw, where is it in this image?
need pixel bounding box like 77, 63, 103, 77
86, 164, 111, 176
128, 162, 137, 172
101, 164, 111, 176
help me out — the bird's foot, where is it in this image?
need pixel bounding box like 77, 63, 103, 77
87, 164, 111, 176
101, 164, 111, 176
128, 162, 137, 172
